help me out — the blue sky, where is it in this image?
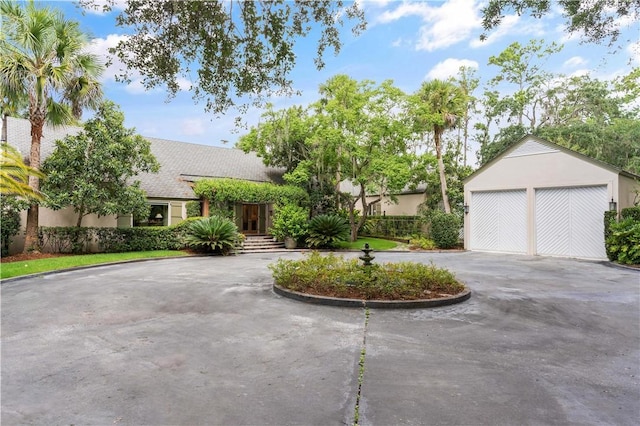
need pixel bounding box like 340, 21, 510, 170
45, 0, 639, 153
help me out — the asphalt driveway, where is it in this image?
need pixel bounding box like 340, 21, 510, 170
1, 251, 639, 425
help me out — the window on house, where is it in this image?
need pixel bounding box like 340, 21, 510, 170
134, 204, 169, 226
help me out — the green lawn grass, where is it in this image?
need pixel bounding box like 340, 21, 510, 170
0, 250, 190, 280
337, 237, 398, 251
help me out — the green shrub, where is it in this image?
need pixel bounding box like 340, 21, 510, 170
95, 227, 182, 252
409, 236, 437, 250
604, 210, 618, 261
306, 214, 350, 248
269, 204, 309, 241
184, 215, 240, 255
621, 206, 640, 221
270, 251, 465, 300
186, 201, 202, 218
39, 227, 94, 254
429, 211, 461, 249
364, 215, 425, 238
1, 196, 24, 256
606, 218, 640, 264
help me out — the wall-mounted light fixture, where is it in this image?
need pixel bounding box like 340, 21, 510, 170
609, 198, 617, 212
463, 204, 469, 215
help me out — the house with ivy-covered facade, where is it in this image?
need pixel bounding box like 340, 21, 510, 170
4, 116, 295, 253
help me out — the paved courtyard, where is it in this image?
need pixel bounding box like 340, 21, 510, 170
1, 251, 639, 425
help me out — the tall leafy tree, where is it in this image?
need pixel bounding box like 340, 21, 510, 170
314, 75, 416, 240
452, 66, 479, 167
80, 0, 365, 115
410, 79, 466, 214
487, 39, 562, 130
0, 0, 103, 251
41, 101, 160, 227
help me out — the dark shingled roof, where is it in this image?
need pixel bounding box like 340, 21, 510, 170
4, 116, 284, 200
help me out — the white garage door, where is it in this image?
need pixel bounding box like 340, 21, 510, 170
470, 190, 527, 253
535, 186, 608, 259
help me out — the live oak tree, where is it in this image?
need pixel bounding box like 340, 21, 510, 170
481, 0, 640, 46
80, 0, 365, 115
1, 0, 103, 251
41, 102, 159, 227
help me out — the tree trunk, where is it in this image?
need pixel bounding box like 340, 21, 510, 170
76, 211, 84, 227
435, 130, 451, 214
23, 109, 45, 252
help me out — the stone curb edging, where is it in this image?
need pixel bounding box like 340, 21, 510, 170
273, 284, 471, 309
600, 261, 640, 272
0, 254, 205, 284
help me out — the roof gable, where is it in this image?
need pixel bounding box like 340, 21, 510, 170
4, 116, 285, 200
465, 134, 640, 183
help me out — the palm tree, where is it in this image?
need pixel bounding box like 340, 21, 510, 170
1, 143, 44, 199
0, 0, 103, 251
413, 80, 466, 213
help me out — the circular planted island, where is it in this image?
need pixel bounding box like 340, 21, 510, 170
270, 251, 470, 309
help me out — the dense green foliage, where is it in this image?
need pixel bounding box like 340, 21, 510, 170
481, 0, 639, 46
42, 101, 159, 226
270, 252, 464, 300
429, 211, 461, 249
621, 206, 640, 221
1, 196, 24, 256
364, 216, 426, 238
1, 251, 187, 280
269, 204, 309, 241
79, 0, 364, 115
409, 237, 438, 250
194, 178, 309, 210
184, 216, 240, 255
606, 218, 640, 265
37, 222, 198, 254
186, 201, 202, 218
1, 143, 45, 199
95, 227, 184, 253
604, 211, 619, 261
1, 0, 103, 251
306, 214, 350, 248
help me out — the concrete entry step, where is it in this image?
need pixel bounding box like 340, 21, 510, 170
238, 235, 286, 253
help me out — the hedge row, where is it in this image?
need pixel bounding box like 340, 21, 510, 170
364, 215, 426, 238
605, 206, 640, 265
39, 220, 196, 254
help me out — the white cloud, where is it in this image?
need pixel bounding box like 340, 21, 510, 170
376, 2, 431, 23
87, 33, 130, 83
425, 58, 479, 80
569, 69, 591, 78
376, 0, 482, 51
563, 56, 588, 69
416, 0, 482, 51
470, 14, 545, 48
176, 77, 192, 91
181, 119, 206, 136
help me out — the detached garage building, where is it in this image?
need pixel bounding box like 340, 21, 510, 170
463, 136, 640, 260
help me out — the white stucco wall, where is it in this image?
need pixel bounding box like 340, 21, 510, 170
463, 137, 634, 256
359, 192, 426, 216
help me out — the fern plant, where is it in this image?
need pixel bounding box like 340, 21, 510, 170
306, 214, 350, 248
184, 215, 240, 255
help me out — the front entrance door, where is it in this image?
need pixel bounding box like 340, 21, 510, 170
242, 204, 260, 234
